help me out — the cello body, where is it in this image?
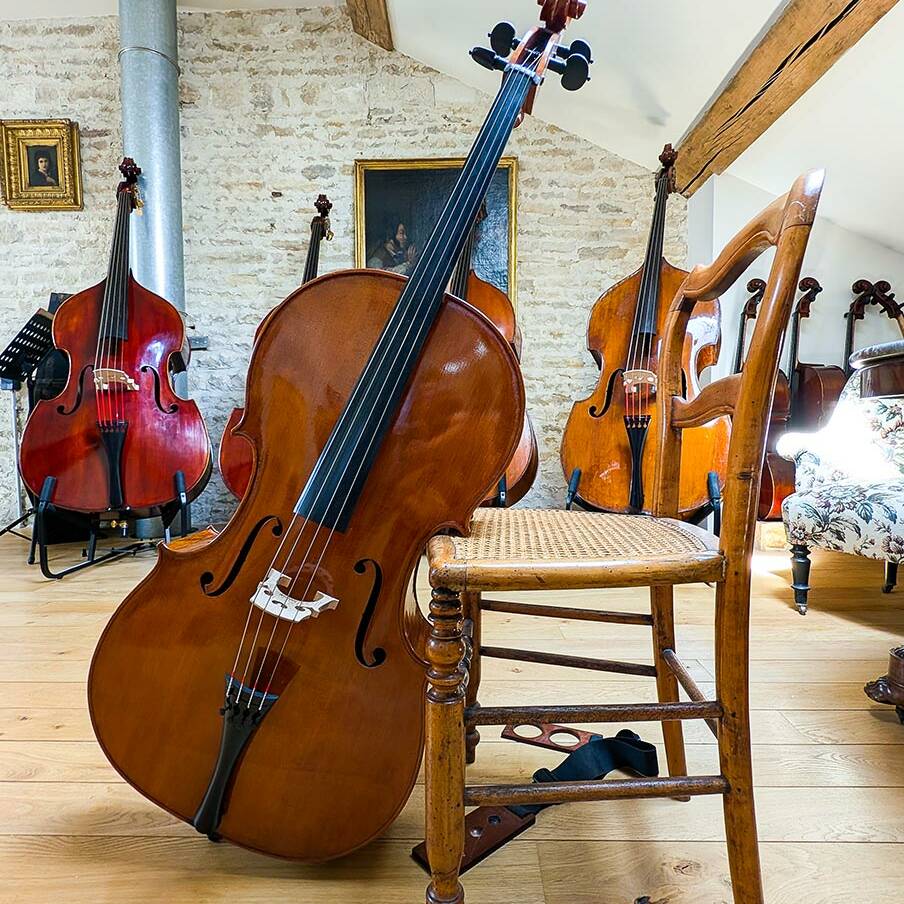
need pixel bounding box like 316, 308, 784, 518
561, 257, 729, 517
19, 275, 210, 515
88, 270, 523, 860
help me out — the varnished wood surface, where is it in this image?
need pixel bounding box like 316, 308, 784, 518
560, 259, 730, 518
675, 0, 900, 195
18, 277, 211, 514
0, 539, 902, 900
86, 271, 523, 863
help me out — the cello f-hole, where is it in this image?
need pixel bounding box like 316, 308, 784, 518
201, 516, 284, 597
353, 558, 386, 669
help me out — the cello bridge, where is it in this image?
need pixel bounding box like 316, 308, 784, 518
94, 368, 139, 391
250, 568, 339, 623
623, 369, 657, 395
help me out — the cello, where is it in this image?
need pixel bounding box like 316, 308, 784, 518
219, 194, 334, 500
88, 1, 590, 863
789, 276, 846, 430
450, 205, 539, 506
560, 145, 729, 517
18, 159, 210, 515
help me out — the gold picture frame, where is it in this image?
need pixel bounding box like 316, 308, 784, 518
354, 156, 518, 304
0, 119, 83, 211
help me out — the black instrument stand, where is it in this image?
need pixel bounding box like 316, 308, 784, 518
29, 472, 192, 581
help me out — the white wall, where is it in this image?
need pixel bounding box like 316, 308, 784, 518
690, 173, 904, 382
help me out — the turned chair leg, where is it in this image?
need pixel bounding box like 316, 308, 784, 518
790, 544, 811, 615
715, 579, 765, 904
883, 561, 898, 594
650, 585, 689, 795
461, 591, 482, 764
425, 587, 467, 904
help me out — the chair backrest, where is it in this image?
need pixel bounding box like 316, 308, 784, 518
651, 170, 825, 567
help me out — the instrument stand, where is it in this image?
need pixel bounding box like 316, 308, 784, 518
29, 470, 192, 581
410, 723, 658, 874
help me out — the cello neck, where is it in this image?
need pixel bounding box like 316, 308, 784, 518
302, 195, 332, 285
294, 23, 566, 531
631, 146, 675, 344
100, 160, 141, 344
450, 219, 478, 301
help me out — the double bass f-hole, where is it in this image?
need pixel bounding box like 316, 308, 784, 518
56, 364, 92, 415
140, 365, 179, 414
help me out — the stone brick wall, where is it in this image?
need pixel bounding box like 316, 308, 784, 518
0, 5, 686, 525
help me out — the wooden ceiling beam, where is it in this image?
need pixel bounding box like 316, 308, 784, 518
675, 0, 899, 197
347, 0, 394, 51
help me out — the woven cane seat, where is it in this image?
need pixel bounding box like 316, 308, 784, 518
427, 508, 724, 591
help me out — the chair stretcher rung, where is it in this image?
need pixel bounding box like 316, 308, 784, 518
480, 645, 657, 677
464, 774, 729, 807
480, 598, 653, 626
662, 648, 719, 738
465, 700, 722, 727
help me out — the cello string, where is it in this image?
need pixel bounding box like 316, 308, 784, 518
250, 52, 542, 700
241, 53, 538, 698
230, 60, 534, 694
239, 52, 542, 701
98, 191, 128, 428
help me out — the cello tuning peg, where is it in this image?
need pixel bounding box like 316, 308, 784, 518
489, 21, 518, 56
547, 51, 591, 91
471, 46, 508, 73
554, 39, 593, 63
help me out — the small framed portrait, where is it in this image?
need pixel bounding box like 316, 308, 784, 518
354, 157, 518, 303
0, 119, 83, 211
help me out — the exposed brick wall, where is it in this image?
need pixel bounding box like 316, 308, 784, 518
0, 5, 686, 525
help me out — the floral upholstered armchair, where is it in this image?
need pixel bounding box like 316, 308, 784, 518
779, 374, 904, 614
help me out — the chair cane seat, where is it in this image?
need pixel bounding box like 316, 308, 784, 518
427, 508, 724, 592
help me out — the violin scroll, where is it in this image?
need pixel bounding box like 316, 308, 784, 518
796, 277, 823, 319
117, 157, 142, 209
314, 193, 334, 241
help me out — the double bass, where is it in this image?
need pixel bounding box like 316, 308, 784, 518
19, 159, 210, 515
88, 1, 590, 863
735, 277, 792, 521
450, 205, 539, 506
219, 194, 334, 500
561, 145, 729, 517
844, 279, 904, 378
789, 276, 845, 430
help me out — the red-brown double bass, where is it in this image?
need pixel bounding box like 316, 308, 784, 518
88, 1, 590, 863
19, 159, 210, 515
219, 194, 334, 500
450, 205, 539, 506
561, 145, 729, 517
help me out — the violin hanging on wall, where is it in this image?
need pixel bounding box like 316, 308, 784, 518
450, 203, 539, 506
18, 159, 211, 515
219, 194, 334, 500
560, 145, 729, 518
88, 1, 591, 863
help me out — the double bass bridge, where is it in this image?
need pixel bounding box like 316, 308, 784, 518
622, 369, 657, 396
250, 568, 339, 623
94, 368, 139, 392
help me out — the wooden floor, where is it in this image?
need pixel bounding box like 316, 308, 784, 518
1, 534, 903, 903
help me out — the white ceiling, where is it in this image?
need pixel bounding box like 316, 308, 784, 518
728, 1, 904, 254
387, 0, 788, 170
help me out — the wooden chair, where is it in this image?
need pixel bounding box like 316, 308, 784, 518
423, 170, 825, 904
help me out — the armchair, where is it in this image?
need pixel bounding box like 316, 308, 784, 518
779, 374, 904, 614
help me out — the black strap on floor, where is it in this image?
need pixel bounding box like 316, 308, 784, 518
412, 728, 659, 874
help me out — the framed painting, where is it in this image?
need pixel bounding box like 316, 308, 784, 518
0, 119, 83, 211
354, 157, 518, 303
